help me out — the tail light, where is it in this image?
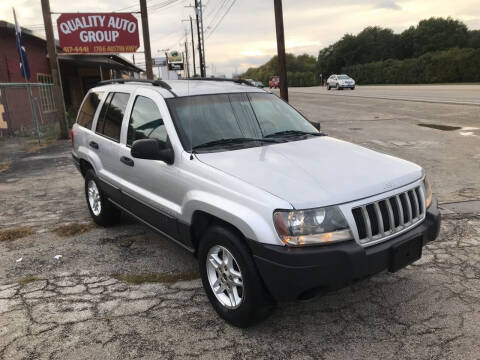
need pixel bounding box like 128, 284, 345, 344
70, 129, 74, 148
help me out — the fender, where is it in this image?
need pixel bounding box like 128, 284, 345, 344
181, 190, 282, 246
76, 144, 103, 175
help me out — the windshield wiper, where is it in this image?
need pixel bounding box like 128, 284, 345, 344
192, 137, 279, 151
265, 130, 326, 138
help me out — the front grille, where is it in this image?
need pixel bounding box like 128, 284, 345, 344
352, 186, 425, 244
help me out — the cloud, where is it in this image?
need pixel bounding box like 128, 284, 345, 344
1, 0, 479, 77
376, 0, 402, 10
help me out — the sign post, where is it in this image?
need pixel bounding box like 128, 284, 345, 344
274, 0, 288, 102
140, 0, 153, 79
41, 0, 69, 139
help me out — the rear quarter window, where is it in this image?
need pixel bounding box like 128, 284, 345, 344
77, 91, 104, 129
95, 92, 130, 142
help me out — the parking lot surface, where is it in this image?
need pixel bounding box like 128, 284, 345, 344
1, 85, 479, 359
289, 84, 480, 106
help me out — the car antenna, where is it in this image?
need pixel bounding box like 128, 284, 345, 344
188, 74, 194, 160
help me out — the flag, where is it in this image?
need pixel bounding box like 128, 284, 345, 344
13, 8, 31, 80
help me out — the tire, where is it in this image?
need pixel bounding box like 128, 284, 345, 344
84, 169, 121, 226
327, 84, 331, 90
351, 86, 355, 90
198, 225, 274, 328
336, 83, 340, 90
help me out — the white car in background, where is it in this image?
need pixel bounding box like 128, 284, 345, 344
327, 74, 355, 90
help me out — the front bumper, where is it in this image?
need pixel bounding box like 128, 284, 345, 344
250, 198, 441, 302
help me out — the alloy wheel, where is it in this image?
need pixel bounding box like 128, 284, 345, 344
87, 180, 102, 216
206, 245, 244, 309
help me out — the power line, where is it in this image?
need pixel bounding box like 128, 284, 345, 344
205, 0, 228, 25
205, 0, 236, 39
117, 0, 182, 12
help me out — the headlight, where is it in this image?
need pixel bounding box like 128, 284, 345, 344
273, 206, 352, 246
424, 176, 432, 208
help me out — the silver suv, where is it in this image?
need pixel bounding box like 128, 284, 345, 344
72, 78, 440, 327
327, 74, 355, 90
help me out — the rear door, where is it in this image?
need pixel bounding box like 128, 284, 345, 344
91, 91, 131, 203
116, 88, 184, 243
73, 90, 105, 157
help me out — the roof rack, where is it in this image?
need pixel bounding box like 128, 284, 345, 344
184, 77, 254, 86
96, 78, 177, 97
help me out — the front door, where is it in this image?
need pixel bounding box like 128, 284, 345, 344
116, 89, 184, 243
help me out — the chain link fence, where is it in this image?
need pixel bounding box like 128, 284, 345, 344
0, 83, 59, 138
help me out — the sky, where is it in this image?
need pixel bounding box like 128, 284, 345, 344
1, 0, 480, 77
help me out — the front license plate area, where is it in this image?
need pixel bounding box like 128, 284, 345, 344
389, 236, 422, 272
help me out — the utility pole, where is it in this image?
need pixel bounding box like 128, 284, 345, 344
182, 16, 197, 77
41, 0, 68, 139
198, 0, 206, 76
194, 0, 206, 77
184, 41, 190, 78
140, 0, 153, 79
274, 0, 288, 102
189, 16, 197, 77
165, 51, 169, 80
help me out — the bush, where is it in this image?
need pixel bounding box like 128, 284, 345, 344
342, 48, 480, 84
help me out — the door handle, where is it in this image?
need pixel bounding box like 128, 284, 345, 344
120, 156, 134, 167
89, 141, 99, 150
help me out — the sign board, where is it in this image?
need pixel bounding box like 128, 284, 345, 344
168, 62, 184, 71
167, 51, 183, 71
168, 51, 182, 63
57, 13, 140, 54
153, 57, 167, 66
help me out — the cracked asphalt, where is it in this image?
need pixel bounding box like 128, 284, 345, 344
1, 89, 480, 359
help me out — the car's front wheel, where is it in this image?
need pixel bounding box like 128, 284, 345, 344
84, 169, 121, 226
198, 226, 274, 327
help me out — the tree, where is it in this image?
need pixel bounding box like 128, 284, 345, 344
412, 17, 468, 56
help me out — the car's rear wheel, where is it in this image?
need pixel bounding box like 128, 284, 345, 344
198, 225, 274, 328
336, 83, 340, 90
84, 170, 121, 226
327, 84, 331, 90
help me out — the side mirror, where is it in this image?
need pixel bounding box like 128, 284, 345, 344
131, 139, 174, 165
309, 121, 321, 131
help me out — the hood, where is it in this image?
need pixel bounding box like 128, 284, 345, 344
196, 137, 423, 209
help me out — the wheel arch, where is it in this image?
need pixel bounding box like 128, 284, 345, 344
189, 210, 251, 256
182, 191, 281, 254
79, 158, 94, 177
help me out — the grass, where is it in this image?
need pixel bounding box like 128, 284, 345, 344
18, 275, 43, 285
0, 226, 35, 242
111, 271, 200, 285
25, 138, 59, 153
0, 162, 9, 173
20, 123, 61, 153
417, 123, 461, 131
52, 223, 96, 237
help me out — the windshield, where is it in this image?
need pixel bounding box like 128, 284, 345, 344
337, 75, 351, 79
167, 93, 318, 151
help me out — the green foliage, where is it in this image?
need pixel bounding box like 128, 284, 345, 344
317, 17, 474, 77
244, 17, 479, 86
243, 53, 319, 87
468, 30, 480, 48
343, 48, 480, 84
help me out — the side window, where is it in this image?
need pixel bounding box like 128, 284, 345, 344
127, 96, 167, 146
95, 92, 130, 142
77, 91, 104, 129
